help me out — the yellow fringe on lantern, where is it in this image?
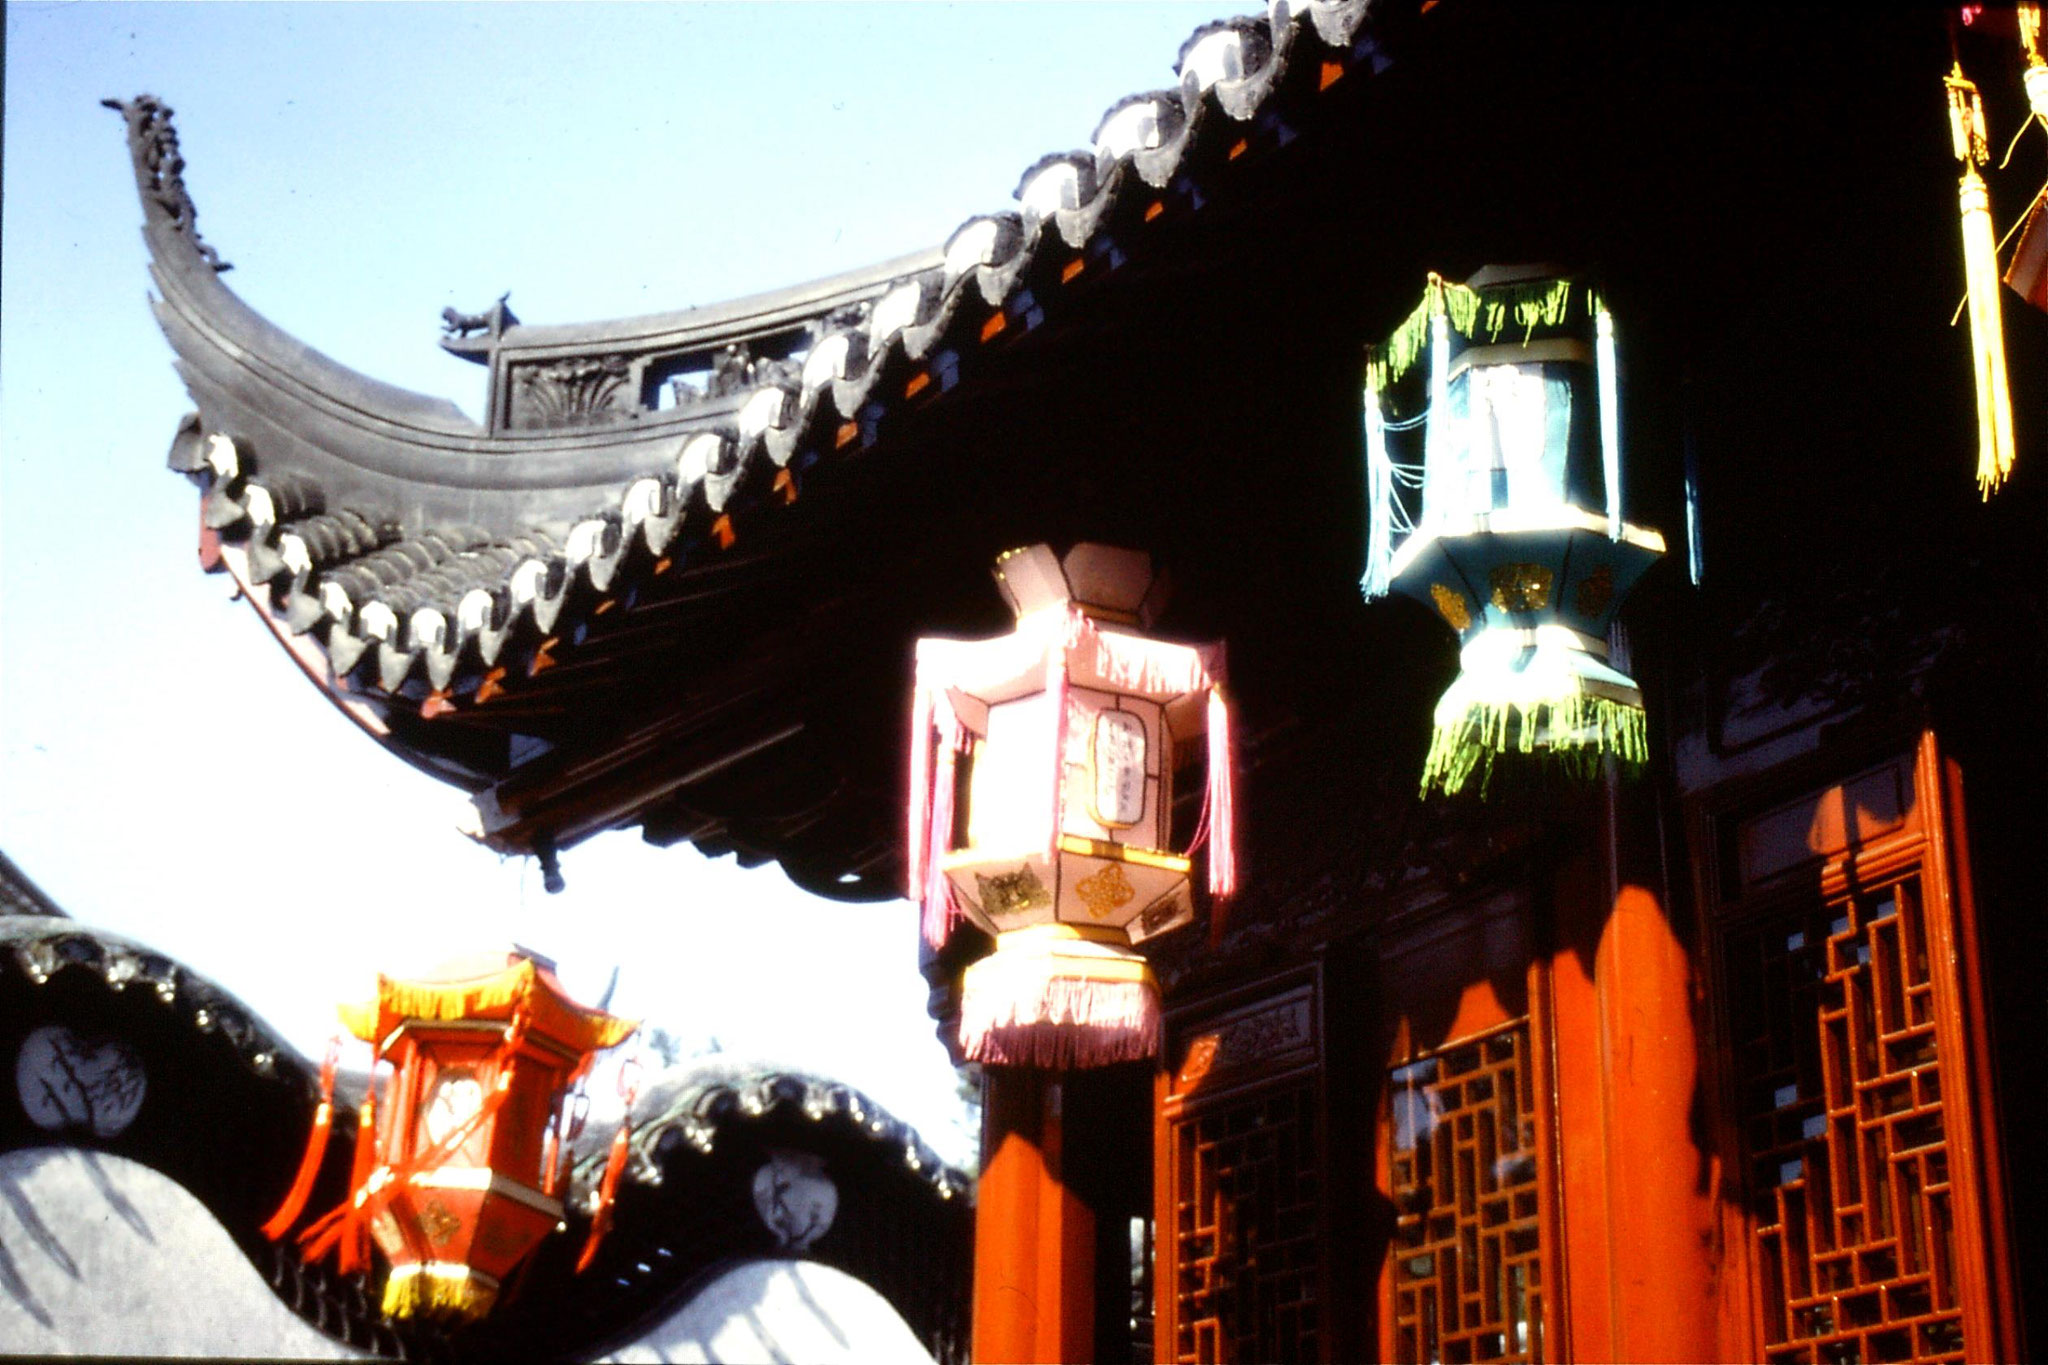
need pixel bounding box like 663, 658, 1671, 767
1948, 66, 2017, 497
1422, 693, 1648, 799
381, 1262, 500, 1321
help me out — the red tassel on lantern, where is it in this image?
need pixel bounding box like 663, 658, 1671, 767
577, 1055, 642, 1273
261, 1037, 342, 1242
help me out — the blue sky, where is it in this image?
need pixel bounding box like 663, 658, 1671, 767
1, 1, 1237, 1165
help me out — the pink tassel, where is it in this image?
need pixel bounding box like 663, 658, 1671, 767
959, 974, 1162, 1068
907, 679, 932, 901
921, 721, 962, 947
1206, 685, 1237, 902
1047, 648, 1069, 863
1064, 608, 1219, 696
912, 676, 972, 948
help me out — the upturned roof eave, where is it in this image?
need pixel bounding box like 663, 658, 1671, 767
116, 0, 1384, 889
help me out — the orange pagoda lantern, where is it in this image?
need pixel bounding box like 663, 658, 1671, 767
262, 948, 638, 1321
908, 543, 1235, 1068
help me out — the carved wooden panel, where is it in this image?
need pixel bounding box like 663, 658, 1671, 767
1731, 757, 1918, 893
1725, 876, 1969, 1364
1387, 1022, 1544, 1365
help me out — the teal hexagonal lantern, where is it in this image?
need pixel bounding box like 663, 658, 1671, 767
1361, 267, 1665, 796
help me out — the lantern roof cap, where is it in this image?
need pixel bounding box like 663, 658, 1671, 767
992, 543, 1170, 628
1463, 262, 1573, 288
339, 953, 637, 1055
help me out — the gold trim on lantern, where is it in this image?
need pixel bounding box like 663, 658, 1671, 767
380, 1017, 590, 1065
1389, 510, 1666, 579
381, 1262, 501, 1321
1055, 834, 1190, 873
987, 924, 1154, 981
406, 1167, 565, 1218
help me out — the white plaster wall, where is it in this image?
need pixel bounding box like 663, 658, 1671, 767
0, 1148, 935, 1363
0, 1146, 363, 1358
600, 1258, 935, 1365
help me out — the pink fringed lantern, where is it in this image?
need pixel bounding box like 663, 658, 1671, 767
907, 543, 1235, 1068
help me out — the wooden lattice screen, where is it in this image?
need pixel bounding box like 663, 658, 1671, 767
1169, 1081, 1323, 1363
1703, 738, 2014, 1364
1387, 1023, 1544, 1365
1725, 878, 1968, 1363
1157, 972, 1326, 1365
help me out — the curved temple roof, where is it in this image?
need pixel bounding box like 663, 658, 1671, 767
114, 0, 1381, 895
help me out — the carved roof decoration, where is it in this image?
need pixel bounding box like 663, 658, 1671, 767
113, 0, 1381, 884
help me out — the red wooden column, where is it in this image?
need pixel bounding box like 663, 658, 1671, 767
973, 1068, 1096, 1364
1549, 771, 1720, 1363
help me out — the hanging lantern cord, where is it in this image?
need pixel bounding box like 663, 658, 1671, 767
536, 838, 566, 895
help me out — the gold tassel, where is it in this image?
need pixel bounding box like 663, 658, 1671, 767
381, 1263, 499, 1321
1948, 66, 2018, 496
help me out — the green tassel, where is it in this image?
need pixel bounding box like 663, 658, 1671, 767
1369, 278, 1605, 392
1420, 693, 1647, 798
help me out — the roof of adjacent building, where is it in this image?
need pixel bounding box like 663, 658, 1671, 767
1, 914, 972, 1361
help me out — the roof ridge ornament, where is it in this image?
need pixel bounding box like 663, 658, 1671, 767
438, 292, 520, 364
101, 95, 230, 273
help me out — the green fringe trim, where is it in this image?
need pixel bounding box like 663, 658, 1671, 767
1421, 693, 1648, 798
1366, 276, 1604, 394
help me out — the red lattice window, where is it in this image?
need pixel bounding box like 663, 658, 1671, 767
1725, 877, 1971, 1364
1168, 1081, 1322, 1364
1387, 1023, 1544, 1365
